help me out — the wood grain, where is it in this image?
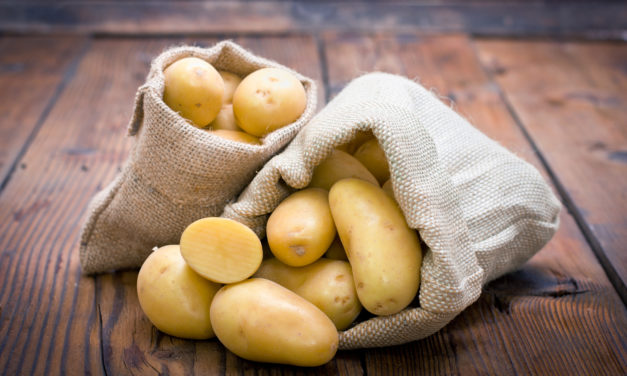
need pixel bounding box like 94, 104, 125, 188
0, 1, 625, 39
475, 40, 627, 302
322, 32, 627, 375
0, 38, 170, 376
0, 36, 87, 188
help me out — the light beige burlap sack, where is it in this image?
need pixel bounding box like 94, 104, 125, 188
222, 72, 561, 349
79, 41, 317, 274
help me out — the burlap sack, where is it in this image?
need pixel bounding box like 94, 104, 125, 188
222, 72, 561, 349
80, 41, 317, 274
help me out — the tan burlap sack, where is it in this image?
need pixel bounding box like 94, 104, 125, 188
222, 72, 561, 349
79, 41, 317, 274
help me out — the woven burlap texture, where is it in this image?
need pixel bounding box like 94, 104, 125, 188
79, 41, 317, 274
222, 72, 561, 349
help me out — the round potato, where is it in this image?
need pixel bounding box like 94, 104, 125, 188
163, 57, 224, 127
207, 129, 260, 145
209, 104, 244, 132
382, 179, 394, 199
233, 68, 306, 137
218, 70, 242, 104
180, 217, 263, 284
329, 178, 422, 316
267, 188, 336, 267
210, 278, 338, 367
137, 245, 221, 339
309, 149, 378, 191
353, 139, 390, 184
255, 258, 362, 330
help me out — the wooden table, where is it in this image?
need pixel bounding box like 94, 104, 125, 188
1, 2, 626, 375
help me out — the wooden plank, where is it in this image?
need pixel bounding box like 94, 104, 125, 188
475, 40, 627, 302
0, 1, 625, 39
91, 36, 362, 375
0, 38, 172, 375
322, 32, 627, 374
0, 36, 87, 188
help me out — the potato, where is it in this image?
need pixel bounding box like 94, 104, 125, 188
218, 70, 242, 104
180, 217, 262, 284
233, 68, 306, 137
353, 139, 390, 184
255, 258, 361, 330
267, 188, 336, 267
207, 129, 260, 145
329, 178, 422, 316
209, 104, 244, 132
210, 278, 338, 367
309, 149, 378, 190
163, 57, 224, 127
336, 130, 374, 154
137, 245, 221, 339
382, 179, 394, 199
324, 236, 347, 261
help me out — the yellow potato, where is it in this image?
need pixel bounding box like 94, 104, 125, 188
255, 258, 362, 330
163, 57, 224, 127
336, 130, 374, 154
209, 104, 244, 132
233, 68, 306, 137
136, 245, 221, 339
210, 278, 338, 367
324, 236, 347, 261
353, 139, 390, 184
207, 129, 260, 145
267, 188, 336, 267
180, 217, 262, 284
382, 179, 394, 199
329, 178, 422, 316
218, 70, 242, 104
309, 149, 378, 190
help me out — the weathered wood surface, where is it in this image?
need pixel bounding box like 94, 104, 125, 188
1, 1, 626, 39
0, 36, 86, 188
0, 33, 625, 375
476, 40, 627, 302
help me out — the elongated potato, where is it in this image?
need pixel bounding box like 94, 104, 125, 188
309, 149, 378, 190
163, 57, 224, 127
210, 278, 338, 366
324, 236, 348, 261
180, 217, 262, 284
267, 188, 336, 267
353, 139, 390, 184
255, 258, 361, 330
137, 245, 221, 339
329, 178, 422, 316
233, 68, 306, 137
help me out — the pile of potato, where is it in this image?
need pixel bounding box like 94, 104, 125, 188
138, 57, 423, 367
162, 56, 307, 142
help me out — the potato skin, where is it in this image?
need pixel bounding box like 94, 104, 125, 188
210, 278, 338, 367
336, 131, 374, 154
267, 188, 336, 267
163, 57, 224, 127
353, 139, 390, 185
324, 236, 348, 261
218, 70, 242, 104
309, 149, 378, 191
255, 258, 362, 330
207, 129, 260, 145
329, 178, 422, 316
137, 245, 221, 339
233, 68, 306, 137
210, 104, 244, 132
